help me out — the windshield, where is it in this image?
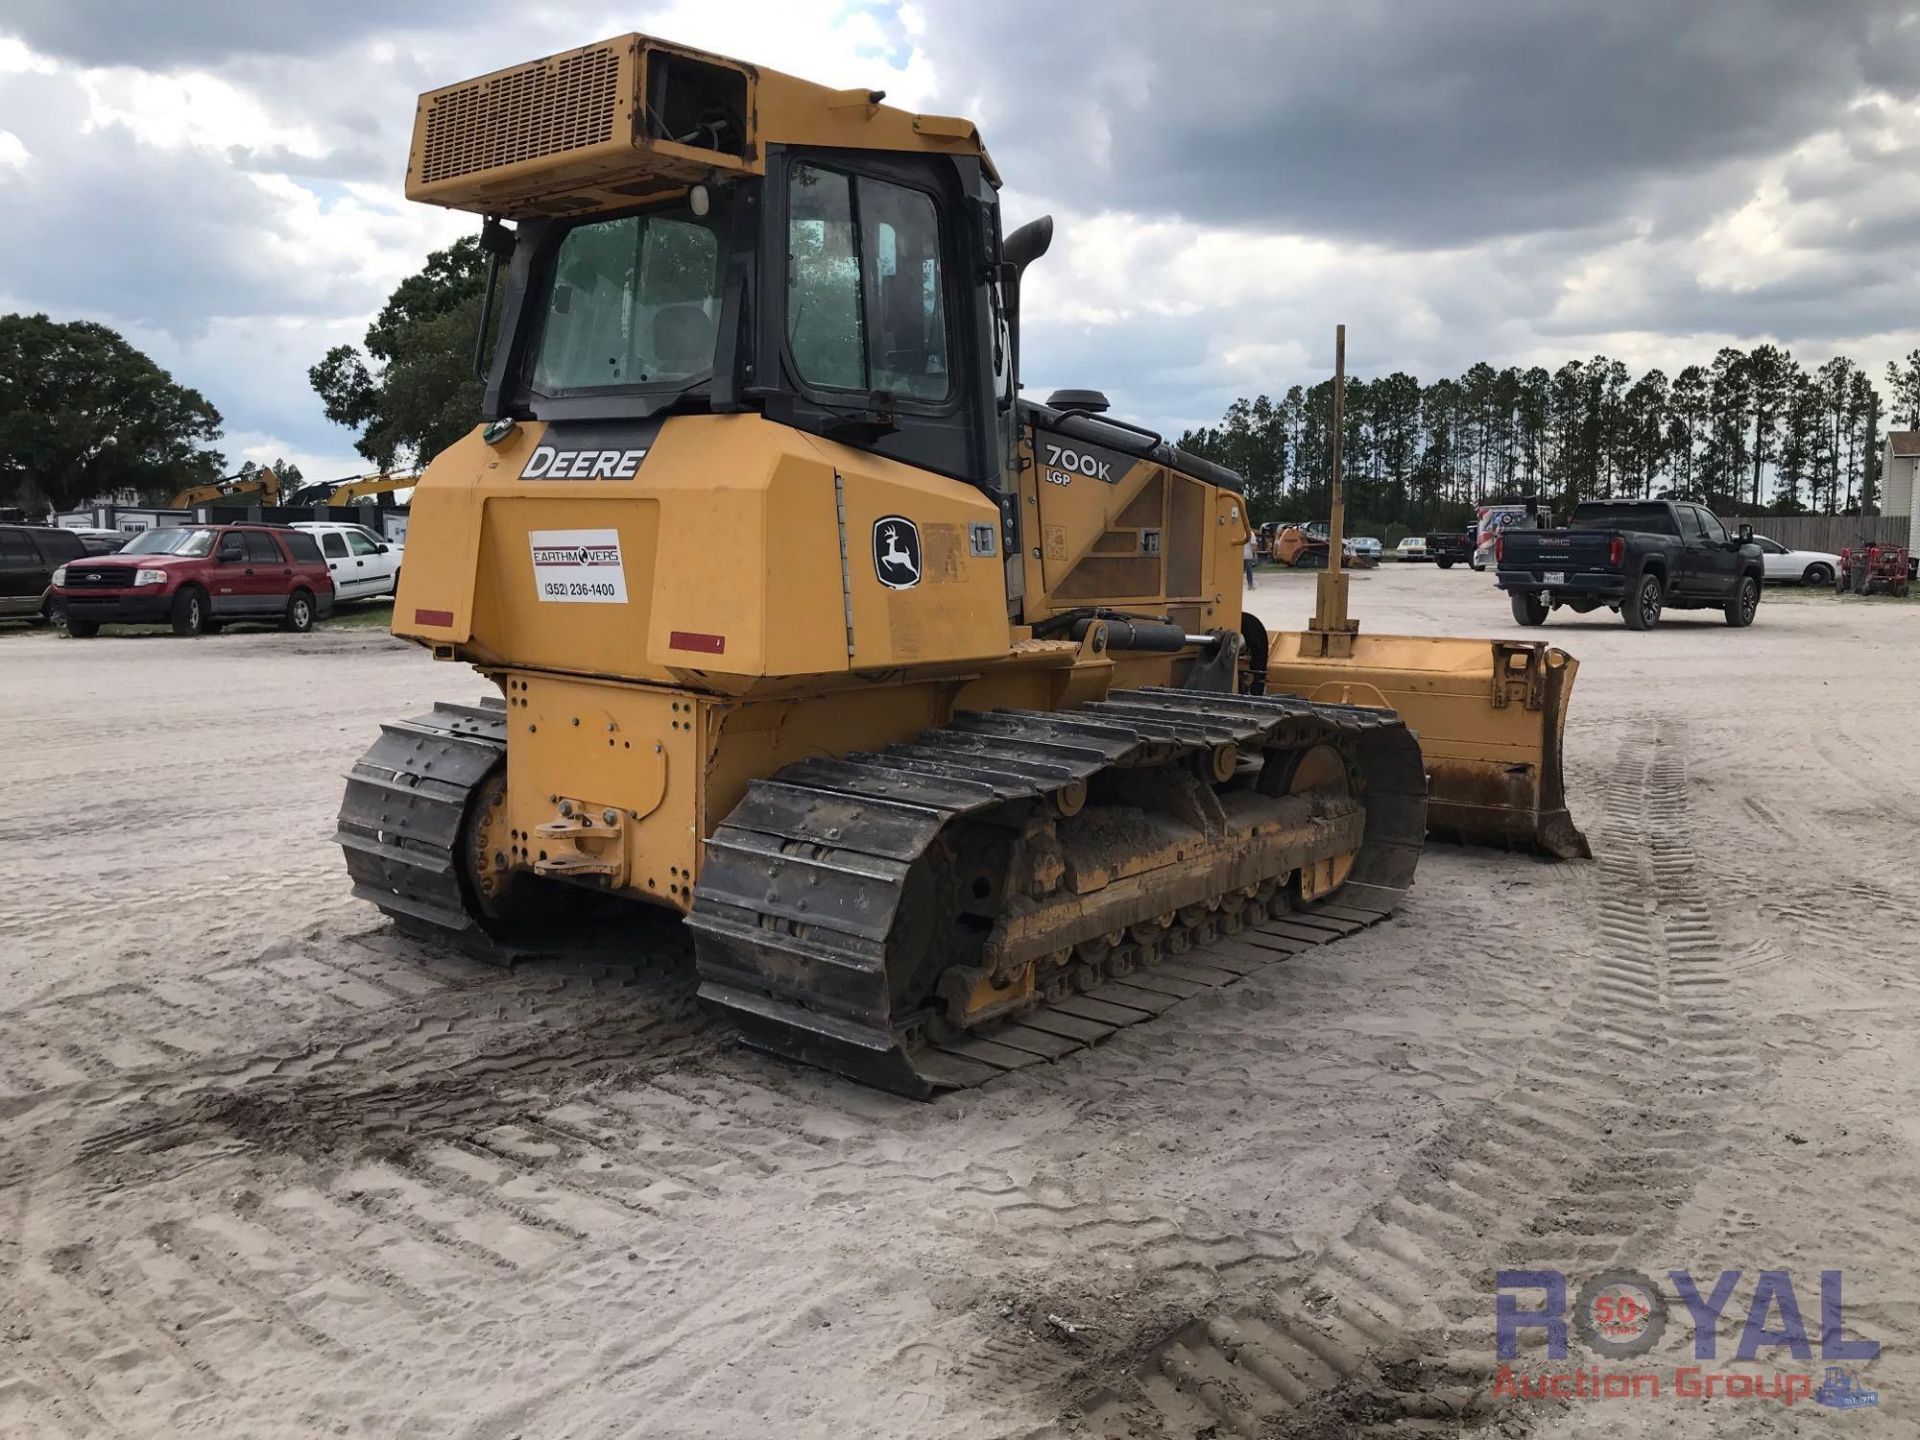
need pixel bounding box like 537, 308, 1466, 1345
1570, 504, 1678, 536
120, 527, 215, 556
528, 202, 725, 396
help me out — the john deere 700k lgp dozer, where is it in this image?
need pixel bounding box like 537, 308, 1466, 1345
337, 35, 1568, 1097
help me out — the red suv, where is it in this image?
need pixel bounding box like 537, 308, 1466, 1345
52, 523, 336, 637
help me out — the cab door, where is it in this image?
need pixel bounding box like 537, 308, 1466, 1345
1689, 507, 1738, 599
1681, 506, 1743, 599
342, 529, 390, 597
0, 529, 41, 613
317, 530, 357, 598
208, 531, 252, 613
242, 530, 293, 612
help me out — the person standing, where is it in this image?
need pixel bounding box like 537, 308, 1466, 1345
1243, 532, 1259, 588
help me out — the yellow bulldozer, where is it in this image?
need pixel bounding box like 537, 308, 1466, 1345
338, 35, 1583, 1096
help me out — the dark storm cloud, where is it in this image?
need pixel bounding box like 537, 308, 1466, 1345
0, 0, 485, 66
4, 0, 1920, 462
1540, 252, 1920, 349
921, 0, 1920, 245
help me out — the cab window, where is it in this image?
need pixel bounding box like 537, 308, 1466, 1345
1697, 510, 1729, 545
322, 533, 348, 559
284, 532, 323, 563
345, 532, 380, 557
531, 205, 725, 394
787, 163, 950, 401
36, 530, 83, 561
216, 533, 246, 562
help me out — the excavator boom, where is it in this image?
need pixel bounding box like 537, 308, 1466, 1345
170, 467, 280, 509
332, 472, 418, 504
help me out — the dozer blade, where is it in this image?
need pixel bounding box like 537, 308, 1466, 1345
690, 690, 1427, 1098
1264, 633, 1590, 860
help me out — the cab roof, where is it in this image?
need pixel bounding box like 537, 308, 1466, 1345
407, 34, 997, 221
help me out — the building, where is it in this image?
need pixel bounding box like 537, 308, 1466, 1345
1881, 431, 1920, 553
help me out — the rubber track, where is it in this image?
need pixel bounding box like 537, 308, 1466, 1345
335, 699, 509, 958
691, 689, 1426, 1097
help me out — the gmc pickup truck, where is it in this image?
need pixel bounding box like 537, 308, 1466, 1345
1495, 499, 1765, 631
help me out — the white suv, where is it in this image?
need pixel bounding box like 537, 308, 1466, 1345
290, 522, 402, 601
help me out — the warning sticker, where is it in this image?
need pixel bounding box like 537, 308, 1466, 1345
529, 528, 628, 604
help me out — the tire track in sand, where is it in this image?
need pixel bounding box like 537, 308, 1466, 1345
1070, 716, 1753, 1437
0, 928, 722, 1436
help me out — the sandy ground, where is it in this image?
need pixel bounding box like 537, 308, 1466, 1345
0, 568, 1914, 1438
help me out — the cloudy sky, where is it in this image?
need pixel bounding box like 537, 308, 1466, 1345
3, 1, 1919, 479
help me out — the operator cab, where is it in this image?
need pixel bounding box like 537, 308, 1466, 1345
461, 41, 1010, 499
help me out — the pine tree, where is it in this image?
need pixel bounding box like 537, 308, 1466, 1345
1743, 344, 1792, 512
1546, 360, 1586, 507
1516, 367, 1550, 489
1704, 348, 1751, 511
1621, 370, 1670, 497
1815, 357, 1858, 514
1667, 365, 1709, 499
1884, 351, 1920, 430
1774, 369, 1816, 513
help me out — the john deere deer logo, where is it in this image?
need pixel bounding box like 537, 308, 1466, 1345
873, 516, 921, 590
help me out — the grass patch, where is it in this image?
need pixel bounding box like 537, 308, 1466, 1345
0, 598, 396, 640
326, 601, 396, 631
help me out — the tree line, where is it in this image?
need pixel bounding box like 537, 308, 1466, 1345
1178, 345, 1920, 536
10, 239, 1920, 538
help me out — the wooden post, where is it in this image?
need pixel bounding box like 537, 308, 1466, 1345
1327, 324, 1348, 571
1307, 324, 1358, 655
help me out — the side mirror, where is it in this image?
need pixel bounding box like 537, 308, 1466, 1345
1737, 524, 1753, 543
377, 543, 390, 554
218, 547, 243, 563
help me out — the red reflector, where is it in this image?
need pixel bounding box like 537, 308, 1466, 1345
669, 630, 726, 655
414, 608, 454, 627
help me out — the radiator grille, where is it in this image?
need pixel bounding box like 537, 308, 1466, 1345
419, 46, 622, 185
60, 566, 135, 589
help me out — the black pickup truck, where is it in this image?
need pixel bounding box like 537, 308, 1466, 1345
1495, 499, 1765, 630
1425, 530, 1474, 568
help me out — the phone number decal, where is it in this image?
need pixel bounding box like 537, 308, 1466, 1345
528, 527, 629, 604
